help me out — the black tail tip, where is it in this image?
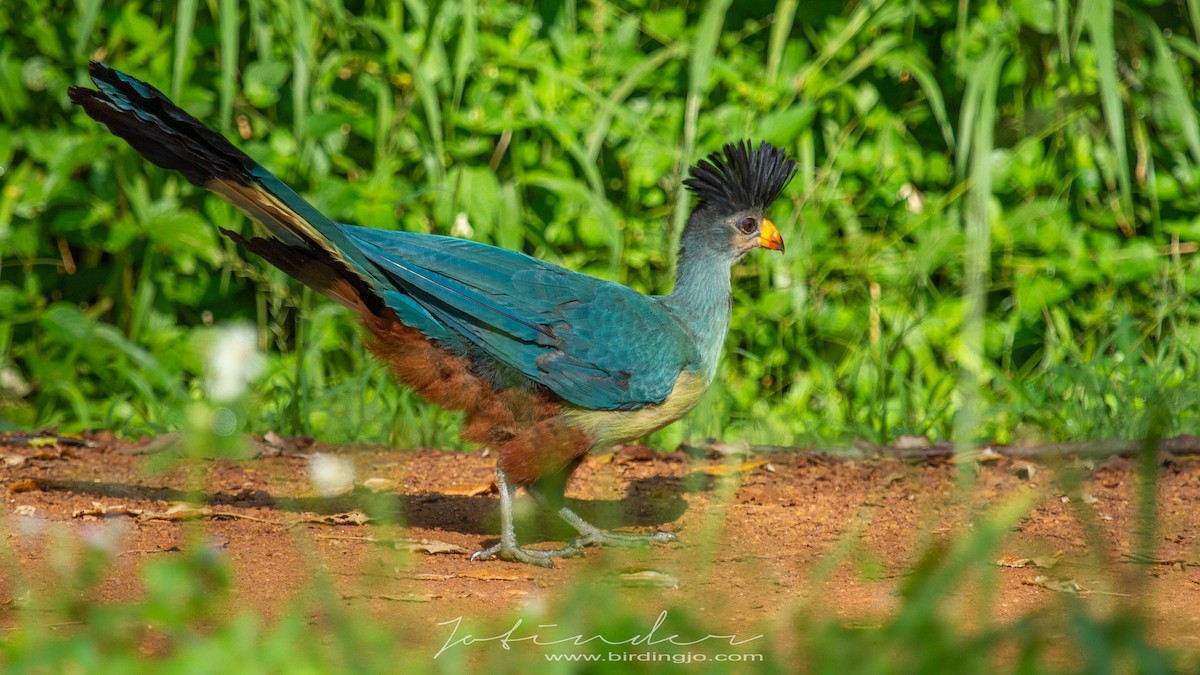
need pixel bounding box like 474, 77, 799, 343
86, 60, 117, 81
66, 85, 90, 105
68, 62, 115, 105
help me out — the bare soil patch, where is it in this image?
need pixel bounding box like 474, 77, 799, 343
2, 435, 1199, 660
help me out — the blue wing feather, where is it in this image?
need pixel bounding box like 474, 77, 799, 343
344, 226, 697, 410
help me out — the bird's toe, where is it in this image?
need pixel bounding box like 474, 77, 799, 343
649, 530, 680, 544
469, 543, 503, 562
469, 542, 582, 568
571, 529, 680, 549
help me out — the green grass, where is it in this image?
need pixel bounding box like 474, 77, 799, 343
2, 3, 1197, 449
4, 1, 1200, 449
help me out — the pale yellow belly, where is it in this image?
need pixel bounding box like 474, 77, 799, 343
560, 370, 709, 450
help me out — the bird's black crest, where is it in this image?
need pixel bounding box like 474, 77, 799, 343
683, 141, 796, 213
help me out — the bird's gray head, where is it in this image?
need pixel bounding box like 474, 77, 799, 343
680, 140, 796, 263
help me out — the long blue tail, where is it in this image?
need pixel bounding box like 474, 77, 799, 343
69, 61, 385, 315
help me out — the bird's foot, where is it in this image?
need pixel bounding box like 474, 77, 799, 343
469, 542, 583, 568
570, 529, 680, 549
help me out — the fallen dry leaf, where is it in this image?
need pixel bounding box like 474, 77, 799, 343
951, 447, 1003, 464
977, 447, 1004, 463
28, 447, 72, 461
996, 551, 1063, 569
361, 477, 398, 493
458, 568, 535, 581
2, 455, 27, 468
300, 511, 370, 526
1024, 576, 1083, 593
617, 569, 680, 589
73, 503, 141, 519
691, 458, 768, 477
343, 593, 439, 603
141, 504, 213, 521
313, 534, 463, 554
72, 502, 276, 524
8, 478, 39, 493
260, 431, 314, 456
254, 432, 283, 458
441, 482, 496, 497
393, 538, 467, 555
893, 434, 932, 450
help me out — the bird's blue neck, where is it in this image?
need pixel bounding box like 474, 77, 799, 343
661, 244, 734, 381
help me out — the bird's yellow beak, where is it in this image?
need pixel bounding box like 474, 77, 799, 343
760, 219, 785, 252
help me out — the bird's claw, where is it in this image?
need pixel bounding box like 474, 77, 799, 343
470, 542, 583, 568
570, 529, 680, 549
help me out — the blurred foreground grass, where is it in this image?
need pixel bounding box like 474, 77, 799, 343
0, 552, 1181, 673
0, 430, 1186, 673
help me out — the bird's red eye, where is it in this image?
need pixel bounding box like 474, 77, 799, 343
738, 217, 757, 234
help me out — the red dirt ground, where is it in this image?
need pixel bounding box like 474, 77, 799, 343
1, 434, 1198, 663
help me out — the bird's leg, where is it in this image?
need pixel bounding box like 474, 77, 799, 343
526, 481, 679, 550
469, 467, 582, 567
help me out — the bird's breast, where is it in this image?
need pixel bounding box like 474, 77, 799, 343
561, 369, 709, 450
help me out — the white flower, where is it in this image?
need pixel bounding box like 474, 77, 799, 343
206, 324, 266, 401
451, 212, 474, 238
0, 366, 32, 397
897, 183, 926, 214
308, 453, 356, 497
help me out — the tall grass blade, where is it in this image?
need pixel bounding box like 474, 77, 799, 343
451, 0, 477, 113
1085, 0, 1133, 229
767, 0, 798, 85
1140, 14, 1200, 167
401, 0, 429, 28
881, 51, 955, 151
172, 0, 199, 99
671, 0, 732, 281
291, 0, 312, 139
956, 41, 1005, 450
218, 0, 239, 133
1071, 0, 1092, 54
1056, 0, 1070, 62
72, 0, 102, 57
249, 0, 271, 59
415, 71, 445, 175
371, 76, 393, 174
